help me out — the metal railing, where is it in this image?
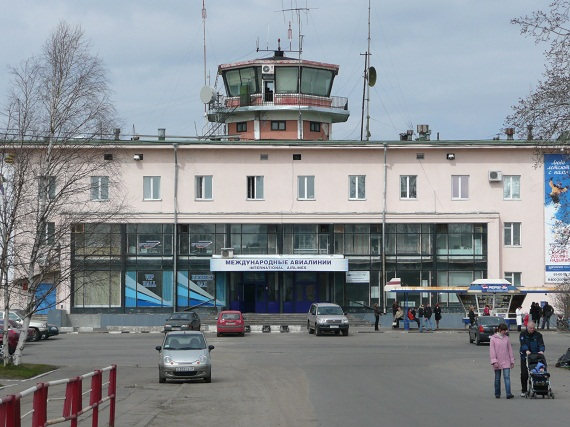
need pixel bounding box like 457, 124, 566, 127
211, 93, 349, 111
0, 365, 117, 427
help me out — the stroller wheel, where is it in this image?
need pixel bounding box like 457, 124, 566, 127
549, 391, 554, 399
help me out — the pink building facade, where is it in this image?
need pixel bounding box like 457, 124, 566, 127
67, 138, 567, 315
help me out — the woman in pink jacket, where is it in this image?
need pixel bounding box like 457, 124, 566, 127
489, 323, 515, 399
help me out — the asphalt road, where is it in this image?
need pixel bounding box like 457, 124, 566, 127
3, 329, 569, 427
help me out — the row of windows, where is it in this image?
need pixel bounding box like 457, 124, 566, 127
235, 121, 321, 133
123, 174, 521, 202
35, 173, 519, 203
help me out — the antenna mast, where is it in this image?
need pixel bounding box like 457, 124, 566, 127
360, 0, 371, 141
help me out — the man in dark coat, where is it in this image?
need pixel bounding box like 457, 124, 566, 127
424, 303, 434, 331
373, 303, 381, 331
519, 321, 545, 396
541, 302, 554, 330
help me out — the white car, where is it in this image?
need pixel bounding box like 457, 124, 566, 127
0, 310, 48, 341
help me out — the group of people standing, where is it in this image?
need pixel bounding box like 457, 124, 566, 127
489, 320, 546, 399
390, 301, 442, 332
515, 301, 555, 331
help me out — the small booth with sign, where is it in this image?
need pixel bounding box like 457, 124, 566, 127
456, 279, 526, 327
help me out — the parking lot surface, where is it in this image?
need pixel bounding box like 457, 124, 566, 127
3, 330, 569, 427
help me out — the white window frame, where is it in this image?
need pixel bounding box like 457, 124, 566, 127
195, 175, 213, 200
143, 176, 161, 200
504, 272, 521, 287
400, 175, 417, 200
297, 175, 315, 200
504, 222, 521, 246
451, 175, 469, 200
503, 175, 521, 200
349, 175, 366, 200
247, 176, 264, 200
90, 176, 109, 201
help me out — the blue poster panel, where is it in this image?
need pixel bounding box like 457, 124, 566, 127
544, 154, 570, 283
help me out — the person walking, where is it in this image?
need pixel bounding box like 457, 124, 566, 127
373, 303, 381, 331
490, 323, 515, 399
541, 302, 554, 330
424, 302, 434, 331
418, 304, 425, 332
519, 321, 545, 397
515, 306, 523, 332
434, 303, 442, 329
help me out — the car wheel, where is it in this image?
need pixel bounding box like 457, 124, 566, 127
159, 371, 166, 384
204, 375, 212, 383
475, 334, 481, 346
217, 332, 221, 337
31, 328, 41, 342
342, 329, 349, 336
307, 321, 314, 334
315, 324, 320, 336
240, 332, 245, 337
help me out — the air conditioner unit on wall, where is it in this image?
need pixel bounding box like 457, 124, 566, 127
488, 171, 503, 182
261, 64, 274, 75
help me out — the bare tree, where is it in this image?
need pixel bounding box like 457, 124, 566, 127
505, 0, 570, 141
0, 22, 126, 365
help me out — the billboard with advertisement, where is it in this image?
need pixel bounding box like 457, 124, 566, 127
544, 154, 570, 283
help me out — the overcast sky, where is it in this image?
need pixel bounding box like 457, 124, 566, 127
0, 0, 550, 141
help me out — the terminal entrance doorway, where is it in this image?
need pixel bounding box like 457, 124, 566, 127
229, 271, 329, 313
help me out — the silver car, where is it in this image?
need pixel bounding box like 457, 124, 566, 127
307, 302, 350, 336
155, 331, 214, 383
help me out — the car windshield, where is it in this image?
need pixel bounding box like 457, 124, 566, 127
317, 306, 343, 315
221, 313, 241, 320
168, 313, 191, 321
479, 317, 503, 326
164, 335, 205, 350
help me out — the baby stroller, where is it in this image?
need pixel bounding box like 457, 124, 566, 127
526, 353, 554, 399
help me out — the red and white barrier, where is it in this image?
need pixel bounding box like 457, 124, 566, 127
0, 365, 116, 427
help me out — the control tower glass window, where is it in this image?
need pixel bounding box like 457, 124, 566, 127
275, 67, 299, 94
224, 67, 259, 97
301, 68, 334, 97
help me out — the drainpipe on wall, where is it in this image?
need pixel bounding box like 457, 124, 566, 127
173, 144, 179, 312
382, 143, 387, 313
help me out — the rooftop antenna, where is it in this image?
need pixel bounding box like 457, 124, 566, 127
360, 0, 374, 141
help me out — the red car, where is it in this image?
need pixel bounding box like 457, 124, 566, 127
0, 321, 21, 355
216, 311, 245, 337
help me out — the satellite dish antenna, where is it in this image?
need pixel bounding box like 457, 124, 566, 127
368, 66, 377, 87
200, 86, 215, 104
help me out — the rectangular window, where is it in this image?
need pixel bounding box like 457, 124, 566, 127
298, 176, 315, 200
504, 222, 521, 246
143, 176, 161, 200
90, 176, 109, 201
349, 175, 366, 200
503, 175, 521, 199
504, 272, 521, 287
236, 122, 247, 132
39, 176, 56, 200
451, 175, 469, 200
400, 175, 417, 199
271, 121, 286, 131
43, 222, 55, 245
195, 175, 213, 200
310, 122, 321, 132
247, 176, 264, 200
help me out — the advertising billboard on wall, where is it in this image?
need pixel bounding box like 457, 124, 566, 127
544, 154, 570, 283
